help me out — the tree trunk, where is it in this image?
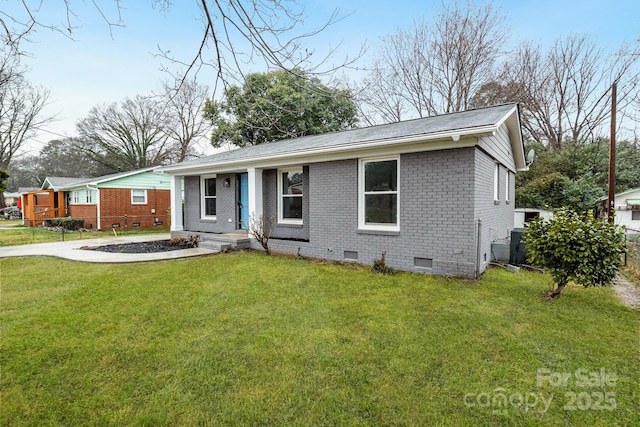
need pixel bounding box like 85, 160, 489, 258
545, 280, 568, 299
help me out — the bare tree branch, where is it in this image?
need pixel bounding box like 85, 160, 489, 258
0, 49, 54, 168
358, 1, 507, 124
2, 1, 364, 96
501, 34, 640, 148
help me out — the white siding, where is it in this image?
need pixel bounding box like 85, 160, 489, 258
478, 124, 516, 172
98, 172, 171, 190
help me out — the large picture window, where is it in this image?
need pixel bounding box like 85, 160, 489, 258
278, 168, 303, 224
201, 176, 217, 218
359, 157, 399, 231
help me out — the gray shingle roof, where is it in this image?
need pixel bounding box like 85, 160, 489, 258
160, 103, 521, 172
43, 177, 87, 189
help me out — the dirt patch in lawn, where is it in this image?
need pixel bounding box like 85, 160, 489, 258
613, 275, 640, 309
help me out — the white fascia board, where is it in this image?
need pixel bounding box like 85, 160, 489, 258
160, 127, 494, 175
498, 105, 527, 171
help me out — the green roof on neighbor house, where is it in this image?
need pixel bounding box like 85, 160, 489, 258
158, 103, 525, 174
41, 167, 171, 191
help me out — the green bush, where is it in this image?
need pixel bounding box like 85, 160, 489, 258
524, 208, 626, 299
45, 218, 85, 231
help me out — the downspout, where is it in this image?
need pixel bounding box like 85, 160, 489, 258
475, 219, 482, 280
86, 185, 100, 230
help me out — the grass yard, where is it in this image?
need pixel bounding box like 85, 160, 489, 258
0, 225, 170, 246
1, 252, 638, 426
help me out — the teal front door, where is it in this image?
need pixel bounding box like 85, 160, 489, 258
238, 173, 249, 229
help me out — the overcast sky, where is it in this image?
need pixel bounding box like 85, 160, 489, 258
5, 0, 640, 156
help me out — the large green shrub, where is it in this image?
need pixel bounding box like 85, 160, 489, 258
524, 208, 626, 299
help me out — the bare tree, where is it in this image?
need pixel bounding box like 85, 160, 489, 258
491, 35, 640, 149
359, 1, 507, 123
0, 50, 52, 169
76, 95, 172, 172
1, 1, 363, 92
159, 77, 212, 163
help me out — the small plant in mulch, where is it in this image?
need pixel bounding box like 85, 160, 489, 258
249, 213, 276, 255
169, 235, 199, 248
371, 251, 396, 275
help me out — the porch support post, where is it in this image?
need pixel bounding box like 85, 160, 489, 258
170, 175, 184, 231
247, 167, 263, 222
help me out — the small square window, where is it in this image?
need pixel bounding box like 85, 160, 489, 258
632, 210, 640, 221
131, 189, 147, 204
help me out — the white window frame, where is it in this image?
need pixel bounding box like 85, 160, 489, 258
200, 175, 217, 220
131, 189, 147, 205
277, 167, 304, 225
70, 189, 95, 205
358, 156, 400, 232
494, 163, 500, 202
505, 170, 510, 203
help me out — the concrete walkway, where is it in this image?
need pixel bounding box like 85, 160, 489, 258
0, 234, 216, 263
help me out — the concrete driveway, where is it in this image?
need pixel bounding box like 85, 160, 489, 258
0, 233, 216, 263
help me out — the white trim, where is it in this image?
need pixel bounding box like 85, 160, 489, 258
247, 168, 263, 230
131, 189, 147, 205
493, 163, 500, 202
94, 187, 101, 229
170, 175, 184, 231
200, 174, 217, 220
505, 170, 510, 203
277, 167, 304, 225
358, 156, 400, 232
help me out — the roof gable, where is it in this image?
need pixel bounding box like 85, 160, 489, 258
42, 177, 87, 190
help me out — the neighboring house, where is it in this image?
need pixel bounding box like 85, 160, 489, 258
22, 168, 171, 230
159, 104, 527, 278
514, 208, 554, 229
3, 192, 20, 207
604, 187, 640, 232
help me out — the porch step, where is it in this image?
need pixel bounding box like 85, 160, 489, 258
199, 240, 232, 252
172, 231, 251, 251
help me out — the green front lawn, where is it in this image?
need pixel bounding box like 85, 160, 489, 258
1, 253, 637, 426
0, 226, 170, 246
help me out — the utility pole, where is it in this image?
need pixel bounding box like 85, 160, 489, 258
607, 82, 617, 223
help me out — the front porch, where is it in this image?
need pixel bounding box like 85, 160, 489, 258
22, 190, 66, 227
171, 230, 251, 252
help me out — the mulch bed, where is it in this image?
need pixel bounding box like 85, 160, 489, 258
87, 240, 194, 254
